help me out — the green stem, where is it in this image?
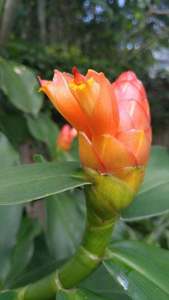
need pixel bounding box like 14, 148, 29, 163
59, 209, 116, 288
1, 207, 117, 300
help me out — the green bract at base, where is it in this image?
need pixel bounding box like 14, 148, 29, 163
85, 167, 144, 220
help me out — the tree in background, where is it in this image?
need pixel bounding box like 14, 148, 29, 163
0, 0, 169, 137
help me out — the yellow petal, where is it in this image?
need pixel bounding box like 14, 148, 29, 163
69, 77, 100, 116
118, 130, 150, 165
122, 166, 145, 193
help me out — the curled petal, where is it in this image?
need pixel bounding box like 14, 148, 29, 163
69, 75, 100, 116
93, 134, 136, 177
38, 78, 51, 87
118, 130, 151, 165
39, 71, 91, 137
86, 69, 105, 81
86, 70, 119, 135
78, 132, 105, 172
61, 72, 73, 82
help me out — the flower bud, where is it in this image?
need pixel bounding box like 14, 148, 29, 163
57, 124, 77, 151
39, 68, 151, 216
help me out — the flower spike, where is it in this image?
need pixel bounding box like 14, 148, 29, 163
39, 68, 151, 212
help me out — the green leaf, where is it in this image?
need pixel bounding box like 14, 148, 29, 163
104, 241, 169, 300
0, 133, 19, 167
81, 264, 130, 300
0, 57, 42, 115
0, 205, 23, 280
0, 133, 22, 282
0, 161, 89, 205
122, 146, 169, 221
0, 291, 18, 300
56, 289, 107, 300
26, 113, 58, 157
5, 218, 41, 288
0, 112, 29, 148
0, 205, 22, 282
10, 235, 59, 288
45, 191, 86, 261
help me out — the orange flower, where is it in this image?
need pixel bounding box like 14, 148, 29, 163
39, 68, 151, 189
57, 124, 77, 151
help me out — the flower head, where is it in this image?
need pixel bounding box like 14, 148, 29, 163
39, 68, 151, 196
57, 124, 77, 152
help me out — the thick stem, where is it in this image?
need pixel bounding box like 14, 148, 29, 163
58, 208, 116, 288
11, 207, 117, 300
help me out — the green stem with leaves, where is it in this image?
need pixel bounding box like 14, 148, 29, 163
2, 203, 117, 300
0, 167, 135, 300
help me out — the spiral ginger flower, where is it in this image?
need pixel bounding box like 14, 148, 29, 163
39, 67, 151, 215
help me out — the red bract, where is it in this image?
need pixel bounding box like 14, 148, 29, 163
57, 124, 77, 151
39, 68, 151, 186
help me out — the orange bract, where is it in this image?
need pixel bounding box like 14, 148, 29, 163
39, 68, 151, 185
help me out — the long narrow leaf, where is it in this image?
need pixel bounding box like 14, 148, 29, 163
104, 241, 169, 300
0, 161, 90, 205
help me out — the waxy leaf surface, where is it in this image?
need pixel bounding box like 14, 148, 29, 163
104, 240, 169, 300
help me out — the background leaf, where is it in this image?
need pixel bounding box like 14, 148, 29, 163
9, 234, 59, 288
81, 264, 130, 300
0, 132, 19, 167
26, 113, 58, 157
0, 205, 22, 283
0, 161, 89, 205
104, 241, 169, 300
0, 133, 22, 283
0, 57, 43, 115
0, 112, 29, 148
0, 291, 18, 300
45, 190, 86, 261
122, 146, 169, 221
5, 218, 41, 288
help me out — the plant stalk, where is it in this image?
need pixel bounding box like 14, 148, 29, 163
4, 206, 117, 300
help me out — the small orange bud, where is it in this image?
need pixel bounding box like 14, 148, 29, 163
57, 124, 77, 152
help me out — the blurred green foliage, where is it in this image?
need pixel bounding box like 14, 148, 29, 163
0, 0, 169, 135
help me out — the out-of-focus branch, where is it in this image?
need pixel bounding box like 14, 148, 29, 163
0, 0, 20, 46
148, 5, 169, 16
37, 0, 47, 44
0, 0, 5, 16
